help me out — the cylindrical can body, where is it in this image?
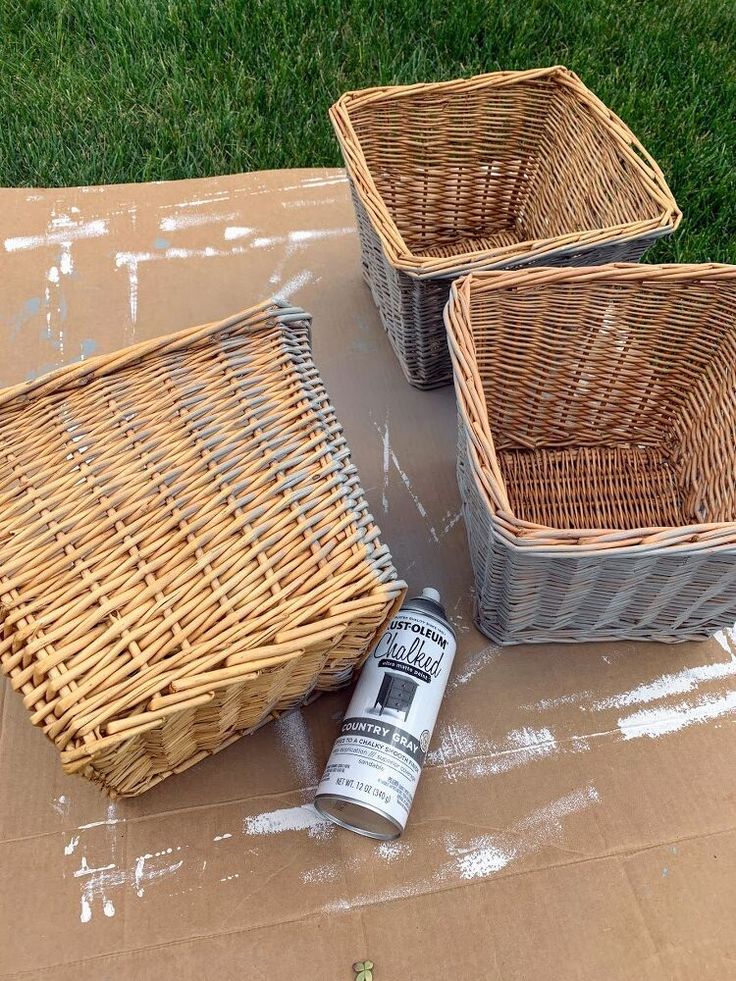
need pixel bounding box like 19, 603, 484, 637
314, 589, 456, 839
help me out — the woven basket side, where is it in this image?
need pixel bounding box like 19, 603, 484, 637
0, 304, 405, 788
670, 291, 736, 523
75, 594, 401, 796
520, 80, 664, 241
465, 280, 725, 454
350, 187, 454, 388
345, 76, 554, 257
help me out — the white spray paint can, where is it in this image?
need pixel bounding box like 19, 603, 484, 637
314, 588, 456, 839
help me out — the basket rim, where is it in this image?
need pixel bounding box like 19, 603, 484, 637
0, 298, 307, 413
445, 261, 736, 554
331, 65, 682, 279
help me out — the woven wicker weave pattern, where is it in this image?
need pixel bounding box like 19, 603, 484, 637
333, 66, 681, 389
446, 263, 736, 644
0, 301, 405, 796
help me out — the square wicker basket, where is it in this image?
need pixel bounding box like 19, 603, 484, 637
0, 300, 405, 796
446, 264, 736, 645
332, 66, 681, 390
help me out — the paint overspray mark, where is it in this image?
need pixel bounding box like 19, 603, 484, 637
51, 794, 70, 816
70, 802, 123, 923
322, 784, 601, 912
442, 509, 462, 535
134, 848, 184, 897
62, 773, 599, 925
73, 847, 184, 923
427, 723, 558, 783
4, 216, 108, 253
443, 784, 600, 881
113, 214, 349, 332
264, 227, 350, 299
302, 840, 414, 884
618, 689, 736, 740
224, 226, 254, 241
163, 192, 232, 210
374, 412, 439, 542
450, 595, 472, 636
42, 232, 75, 357
160, 211, 237, 232
67, 777, 599, 923
274, 708, 319, 792
381, 420, 390, 512
525, 647, 736, 741
64, 795, 345, 926
67, 800, 187, 925
114, 238, 293, 333
449, 644, 500, 690
243, 804, 334, 840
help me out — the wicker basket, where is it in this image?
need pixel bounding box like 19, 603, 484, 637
332, 66, 681, 390
0, 300, 405, 796
446, 264, 736, 644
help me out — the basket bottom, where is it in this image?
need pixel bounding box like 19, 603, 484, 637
498, 445, 688, 531
418, 227, 520, 260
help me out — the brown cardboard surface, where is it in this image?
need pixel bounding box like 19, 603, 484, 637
0, 169, 735, 980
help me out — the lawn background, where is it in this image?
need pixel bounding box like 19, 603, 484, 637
1, 0, 733, 262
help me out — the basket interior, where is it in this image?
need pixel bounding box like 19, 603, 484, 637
347, 74, 663, 261
470, 278, 736, 531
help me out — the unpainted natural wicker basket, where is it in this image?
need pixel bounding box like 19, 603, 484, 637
332, 66, 681, 390
446, 264, 736, 644
0, 300, 405, 796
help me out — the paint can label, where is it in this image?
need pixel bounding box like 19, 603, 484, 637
315, 594, 456, 837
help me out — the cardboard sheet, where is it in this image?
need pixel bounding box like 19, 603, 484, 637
1, 169, 735, 980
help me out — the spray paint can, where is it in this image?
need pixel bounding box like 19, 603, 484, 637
314, 588, 456, 839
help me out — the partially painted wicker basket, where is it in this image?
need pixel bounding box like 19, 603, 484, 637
446, 264, 736, 644
332, 66, 681, 390
0, 300, 405, 796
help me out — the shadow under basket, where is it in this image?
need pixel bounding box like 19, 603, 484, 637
446, 263, 736, 644
332, 66, 681, 389
0, 301, 405, 795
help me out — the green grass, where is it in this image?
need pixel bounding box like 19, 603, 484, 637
0, 0, 734, 261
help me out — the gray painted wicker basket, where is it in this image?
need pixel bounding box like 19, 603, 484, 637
332, 67, 681, 390
0, 300, 406, 795
446, 264, 736, 645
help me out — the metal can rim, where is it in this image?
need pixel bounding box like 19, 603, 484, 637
314, 793, 403, 841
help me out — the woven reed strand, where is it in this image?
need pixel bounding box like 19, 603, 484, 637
446, 263, 736, 644
332, 66, 681, 389
0, 300, 405, 795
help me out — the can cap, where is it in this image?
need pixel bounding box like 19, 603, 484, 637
404, 587, 454, 637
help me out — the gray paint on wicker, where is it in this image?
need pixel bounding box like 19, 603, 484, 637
458, 435, 736, 645
351, 187, 656, 389
448, 264, 736, 645
334, 68, 680, 390
0, 301, 406, 796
